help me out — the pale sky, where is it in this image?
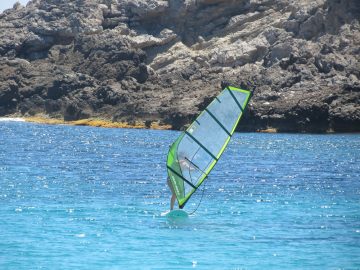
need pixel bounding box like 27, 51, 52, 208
0, 0, 30, 13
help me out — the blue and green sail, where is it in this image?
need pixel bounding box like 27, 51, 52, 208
166, 86, 251, 208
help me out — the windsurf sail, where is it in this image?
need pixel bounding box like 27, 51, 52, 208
166, 85, 251, 208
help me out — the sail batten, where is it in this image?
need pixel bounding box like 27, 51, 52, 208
204, 108, 232, 136
167, 165, 197, 189
227, 88, 244, 112
166, 86, 251, 208
185, 131, 218, 161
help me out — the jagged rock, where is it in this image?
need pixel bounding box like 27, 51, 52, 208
0, 0, 359, 132
314, 56, 333, 74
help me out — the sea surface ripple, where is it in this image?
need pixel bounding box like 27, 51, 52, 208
0, 121, 359, 269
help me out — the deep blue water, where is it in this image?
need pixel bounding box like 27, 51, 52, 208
0, 121, 359, 269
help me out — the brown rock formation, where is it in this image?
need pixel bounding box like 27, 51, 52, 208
0, 0, 359, 132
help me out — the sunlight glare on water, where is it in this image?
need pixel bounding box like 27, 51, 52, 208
0, 121, 359, 269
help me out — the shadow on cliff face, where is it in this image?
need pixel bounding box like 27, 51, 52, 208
282, 104, 330, 133
71, 34, 149, 83
17, 34, 74, 61
164, 112, 198, 131
324, 0, 360, 35
0, 80, 19, 115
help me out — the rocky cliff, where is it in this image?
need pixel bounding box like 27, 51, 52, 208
0, 0, 359, 132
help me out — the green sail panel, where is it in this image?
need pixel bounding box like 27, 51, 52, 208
166, 86, 251, 208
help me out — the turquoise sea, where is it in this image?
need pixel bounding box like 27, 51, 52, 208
0, 120, 359, 269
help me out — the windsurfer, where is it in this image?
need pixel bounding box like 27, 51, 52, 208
167, 177, 176, 210
179, 157, 196, 171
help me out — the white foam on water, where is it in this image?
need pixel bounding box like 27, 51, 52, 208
160, 210, 170, 216
0, 117, 25, 122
